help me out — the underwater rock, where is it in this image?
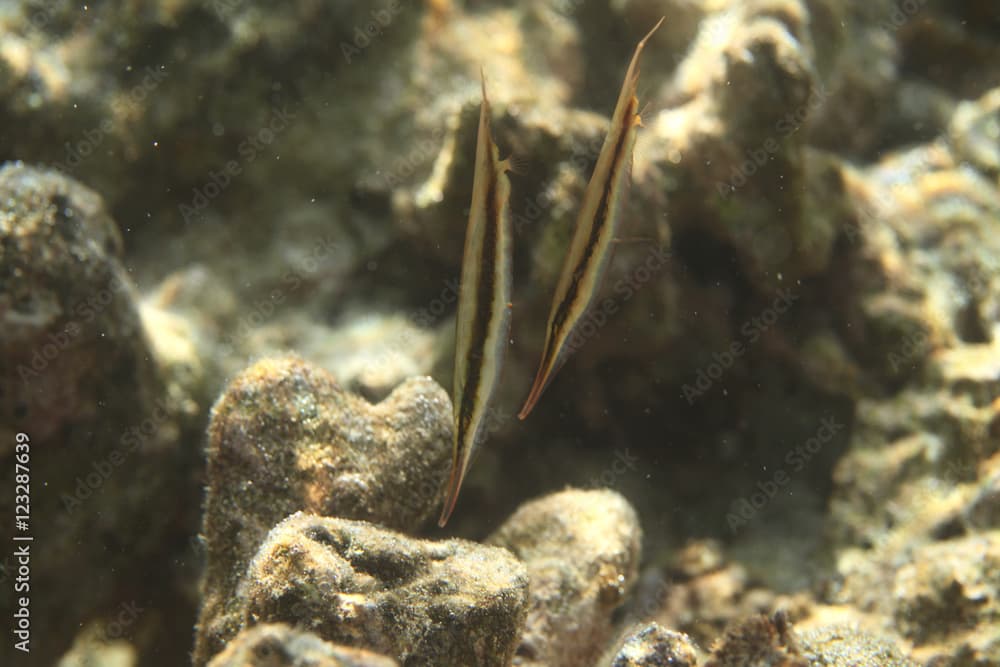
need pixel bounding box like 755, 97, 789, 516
643, 0, 845, 289
605, 622, 700, 667
238, 512, 528, 666
828, 343, 1000, 545
488, 488, 642, 667
207, 623, 398, 667
821, 83, 1000, 662
703, 612, 807, 667
837, 106, 1000, 384
948, 86, 1000, 176
797, 625, 917, 667
892, 533, 1000, 664
0, 162, 198, 665
0, 162, 151, 439
827, 388, 1000, 666
651, 548, 815, 655
249, 308, 441, 403
194, 357, 452, 664
2, 2, 999, 667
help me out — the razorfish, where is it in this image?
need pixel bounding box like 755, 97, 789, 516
518, 17, 664, 420
439, 71, 514, 527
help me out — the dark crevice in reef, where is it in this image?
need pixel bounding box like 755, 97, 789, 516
955, 300, 991, 344
671, 227, 749, 290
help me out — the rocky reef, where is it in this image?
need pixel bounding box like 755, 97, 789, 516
0, 163, 206, 666
1, 0, 998, 665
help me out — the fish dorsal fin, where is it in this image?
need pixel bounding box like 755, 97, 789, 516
612, 17, 665, 124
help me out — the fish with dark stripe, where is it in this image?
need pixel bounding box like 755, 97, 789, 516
519, 17, 664, 420
439, 70, 514, 527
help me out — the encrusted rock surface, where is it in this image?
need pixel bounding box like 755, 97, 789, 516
605, 623, 700, 667
488, 488, 643, 667
0, 162, 155, 442
1, 0, 999, 664
702, 612, 807, 667
797, 625, 917, 667
206, 623, 398, 667
237, 513, 528, 667
194, 357, 452, 664
892, 533, 1000, 663
0, 163, 201, 665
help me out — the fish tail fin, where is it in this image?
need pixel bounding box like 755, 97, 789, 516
438, 459, 465, 527
518, 364, 550, 420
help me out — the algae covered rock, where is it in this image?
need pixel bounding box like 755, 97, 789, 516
703, 612, 807, 667
798, 625, 917, 667
643, 0, 843, 289
207, 623, 398, 667
488, 488, 643, 667
606, 622, 700, 667
0, 162, 198, 665
240, 513, 528, 667
194, 356, 453, 664
893, 532, 1000, 664
0, 161, 153, 439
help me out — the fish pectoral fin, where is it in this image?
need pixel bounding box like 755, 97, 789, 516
501, 155, 528, 175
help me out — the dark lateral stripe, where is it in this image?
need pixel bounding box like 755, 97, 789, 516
457, 158, 500, 437
545, 101, 637, 360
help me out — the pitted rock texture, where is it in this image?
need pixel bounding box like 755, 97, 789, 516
238, 513, 528, 667
194, 357, 452, 665
488, 488, 643, 667
207, 623, 398, 667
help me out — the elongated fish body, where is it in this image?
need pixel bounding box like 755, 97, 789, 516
518, 18, 664, 420
439, 72, 513, 527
